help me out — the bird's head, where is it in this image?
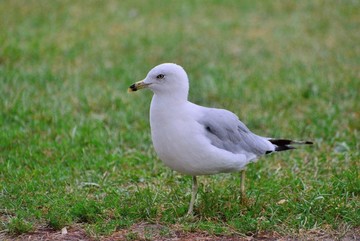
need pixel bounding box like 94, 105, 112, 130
128, 63, 189, 100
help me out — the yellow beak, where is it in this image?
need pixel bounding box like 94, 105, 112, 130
127, 80, 150, 93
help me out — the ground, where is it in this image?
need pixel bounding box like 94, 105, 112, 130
2, 224, 359, 241
0, 0, 359, 240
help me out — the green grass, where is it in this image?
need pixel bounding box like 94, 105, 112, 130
0, 0, 359, 239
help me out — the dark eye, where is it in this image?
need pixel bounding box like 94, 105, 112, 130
156, 74, 165, 79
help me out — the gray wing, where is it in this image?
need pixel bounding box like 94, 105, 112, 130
197, 108, 274, 156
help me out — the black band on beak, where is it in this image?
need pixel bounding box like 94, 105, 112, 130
129, 83, 138, 91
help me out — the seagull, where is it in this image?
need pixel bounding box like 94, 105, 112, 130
128, 63, 312, 215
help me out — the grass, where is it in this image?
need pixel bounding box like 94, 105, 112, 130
0, 0, 359, 239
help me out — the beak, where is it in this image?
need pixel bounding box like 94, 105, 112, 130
128, 80, 150, 93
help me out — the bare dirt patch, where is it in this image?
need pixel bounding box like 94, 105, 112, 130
1, 225, 89, 241
1, 223, 359, 241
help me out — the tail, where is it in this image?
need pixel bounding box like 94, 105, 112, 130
268, 139, 313, 153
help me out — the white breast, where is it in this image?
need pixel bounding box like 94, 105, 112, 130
149, 97, 249, 175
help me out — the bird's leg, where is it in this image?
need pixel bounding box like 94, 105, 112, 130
240, 170, 246, 199
187, 176, 198, 216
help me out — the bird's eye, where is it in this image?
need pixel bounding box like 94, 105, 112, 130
156, 74, 165, 79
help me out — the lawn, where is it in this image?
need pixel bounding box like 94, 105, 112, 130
0, 0, 359, 240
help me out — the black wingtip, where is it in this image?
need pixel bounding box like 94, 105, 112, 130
269, 139, 293, 146
269, 138, 313, 153
275, 145, 296, 152
269, 139, 314, 145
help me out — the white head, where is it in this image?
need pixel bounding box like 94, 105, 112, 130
128, 63, 189, 100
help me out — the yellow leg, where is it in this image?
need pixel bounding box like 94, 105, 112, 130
187, 176, 198, 216
241, 170, 246, 199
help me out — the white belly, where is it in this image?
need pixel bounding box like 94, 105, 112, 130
149, 101, 248, 175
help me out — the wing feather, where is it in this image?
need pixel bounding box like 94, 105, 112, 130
197, 108, 274, 157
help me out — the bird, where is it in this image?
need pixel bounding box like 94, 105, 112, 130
128, 63, 312, 215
